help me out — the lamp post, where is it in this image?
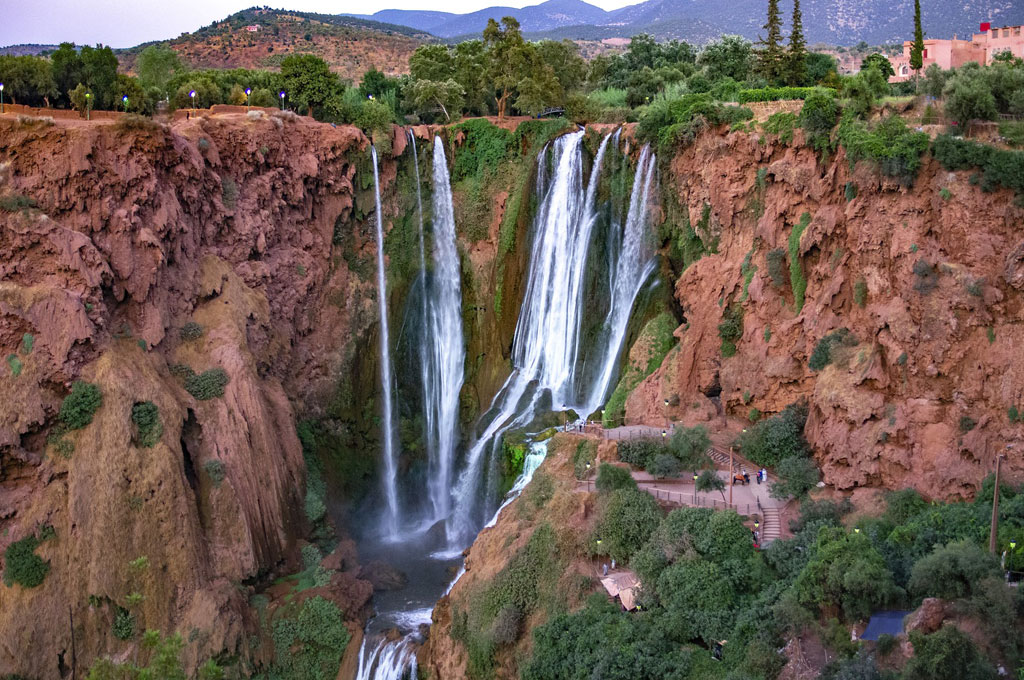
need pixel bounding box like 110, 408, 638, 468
664, 398, 670, 430
85, 92, 91, 121
279, 91, 286, 110
122, 95, 128, 113
245, 88, 251, 110
189, 89, 196, 115
693, 472, 698, 504
0, 83, 4, 114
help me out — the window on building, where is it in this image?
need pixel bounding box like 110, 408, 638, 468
923, 49, 928, 58
1014, 27, 1020, 36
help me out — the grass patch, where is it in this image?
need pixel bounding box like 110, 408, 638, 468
788, 213, 811, 312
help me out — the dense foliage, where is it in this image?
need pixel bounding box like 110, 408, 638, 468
59, 380, 102, 430
735, 402, 809, 467
3, 530, 51, 588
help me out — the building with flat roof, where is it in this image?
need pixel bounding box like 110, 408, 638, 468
888, 22, 1023, 81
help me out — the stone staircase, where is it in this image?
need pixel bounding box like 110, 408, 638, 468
760, 506, 782, 546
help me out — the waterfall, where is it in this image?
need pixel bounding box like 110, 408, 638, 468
423, 136, 465, 522
356, 637, 419, 680
371, 146, 400, 539
587, 144, 658, 411
444, 130, 659, 548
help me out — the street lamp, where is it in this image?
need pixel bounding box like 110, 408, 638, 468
279, 91, 286, 110
664, 398, 670, 429
85, 92, 91, 121
245, 87, 251, 110
0, 83, 4, 114
189, 89, 196, 115
122, 95, 128, 113
693, 472, 699, 504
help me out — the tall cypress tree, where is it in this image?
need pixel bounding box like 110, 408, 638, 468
910, 0, 924, 73
757, 0, 785, 84
788, 0, 807, 85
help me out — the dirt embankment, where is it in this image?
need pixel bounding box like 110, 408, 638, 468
626, 127, 1024, 500
0, 112, 394, 677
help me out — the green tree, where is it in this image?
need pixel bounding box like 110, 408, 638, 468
908, 541, 1000, 601
135, 44, 182, 95
735, 402, 809, 467
794, 527, 900, 620
903, 625, 997, 680
657, 559, 737, 644
648, 453, 682, 479
943, 68, 997, 133
596, 463, 636, 493
171, 78, 221, 110
844, 65, 890, 118
910, 0, 924, 75
79, 44, 119, 108
454, 40, 489, 115
669, 425, 711, 469
787, 0, 807, 85
696, 469, 726, 503
921, 63, 949, 98
861, 53, 895, 79
756, 0, 786, 84
483, 17, 529, 118
514, 50, 561, 116
112, 74, 149, 114
51, 42, 84, 108
806, 52, 839, 85
406, 78, 464, 122
535, 39, 586, 96
593, 487, 662, 562
770, 455, 819, 500
0, 55, 57, 106
409, 44, 455, 82
697, 35, 754, 82
281, 54, 343, 117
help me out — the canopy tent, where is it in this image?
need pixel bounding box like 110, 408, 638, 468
861, 611, 911, 641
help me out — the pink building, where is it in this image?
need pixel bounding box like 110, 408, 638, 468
888, 22, 1024, 81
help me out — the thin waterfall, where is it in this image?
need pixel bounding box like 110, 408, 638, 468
371, 146, 400, 539
587, 144, 658, 412
424, 137, 464, 522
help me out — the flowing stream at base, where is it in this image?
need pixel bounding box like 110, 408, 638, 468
356, 129, 657, 679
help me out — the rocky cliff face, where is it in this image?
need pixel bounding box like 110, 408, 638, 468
0, 112, 386, 677
626, 128, 1023, 499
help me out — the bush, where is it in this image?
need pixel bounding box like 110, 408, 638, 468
770, 456, 820, 500
718, 305, 743, 357
669, 425, 711, 469
844, 181, 858, 201
736, 402, 809, 468
269, 596, 350, 680
648, 454, 682, 479
112, 607, 136, 640
908, 541, 1000, 601
179, 321, 203, 341
617, 439, 665, 469
131, 401, 162, 448
788, 213, 810, 311
491, 605, 522, 646
184, 368, 229, 400
738, 86, 833, 103
903, 625, 997, 680
593, 488, 662, 562
595, 463, 636, 493
932, 134, 1024, 196
853, 278, 867, 307
203, 460, 226, 487
3, 533, 50, 588
789, 497, 853, 533
766, 248, 788, 287
573, 440, 597, 480
638, 93, 752, 150
912, 258, 938, 295
59, 381, 102, 430
450, 118, 512, 182
838, 114, 930, 186
808, 328, 857, 371
0, 194, 38, 213
763, 112, 797, 143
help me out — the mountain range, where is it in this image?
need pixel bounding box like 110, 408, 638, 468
350, 0, 1024, 46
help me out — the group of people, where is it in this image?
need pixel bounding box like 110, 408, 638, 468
735, 467, 769, 485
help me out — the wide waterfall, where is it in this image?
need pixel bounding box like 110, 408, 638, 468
446, 129, 658, 548
371, 146, 400, 539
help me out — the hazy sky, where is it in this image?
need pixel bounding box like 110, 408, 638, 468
2, 0, 639, 48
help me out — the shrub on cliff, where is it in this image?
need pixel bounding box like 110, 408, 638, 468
932, 134, 1024, 197
268, 596, 349, 680
903, 625, 997, 680
3, 532, 50, 588
735, 402, 809, 468
837, 113, 929, 187
179, 321, 203, 341
908, 541, 1000, 601
59, 380, 102, 430
766, 248, 788, 287
131, 401, 162, 448
718, 304, 744, 357
595, 463, 636, 493
638, 93, 752, 151
184, 368, 229, 400
592, 487, 662, 563
770, 456, 819, 500
808, 328, 856, 371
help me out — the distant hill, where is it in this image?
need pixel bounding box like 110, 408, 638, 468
117, 7, 431, 82
350, 0, 1024, 46
0, 44, 59, 56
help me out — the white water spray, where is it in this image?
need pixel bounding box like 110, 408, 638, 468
371, 146, 400, 539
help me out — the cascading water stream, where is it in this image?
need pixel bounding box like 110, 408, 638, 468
423, 137, 465, 523
587, 144, 658, 411
371, 146, 400, 539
